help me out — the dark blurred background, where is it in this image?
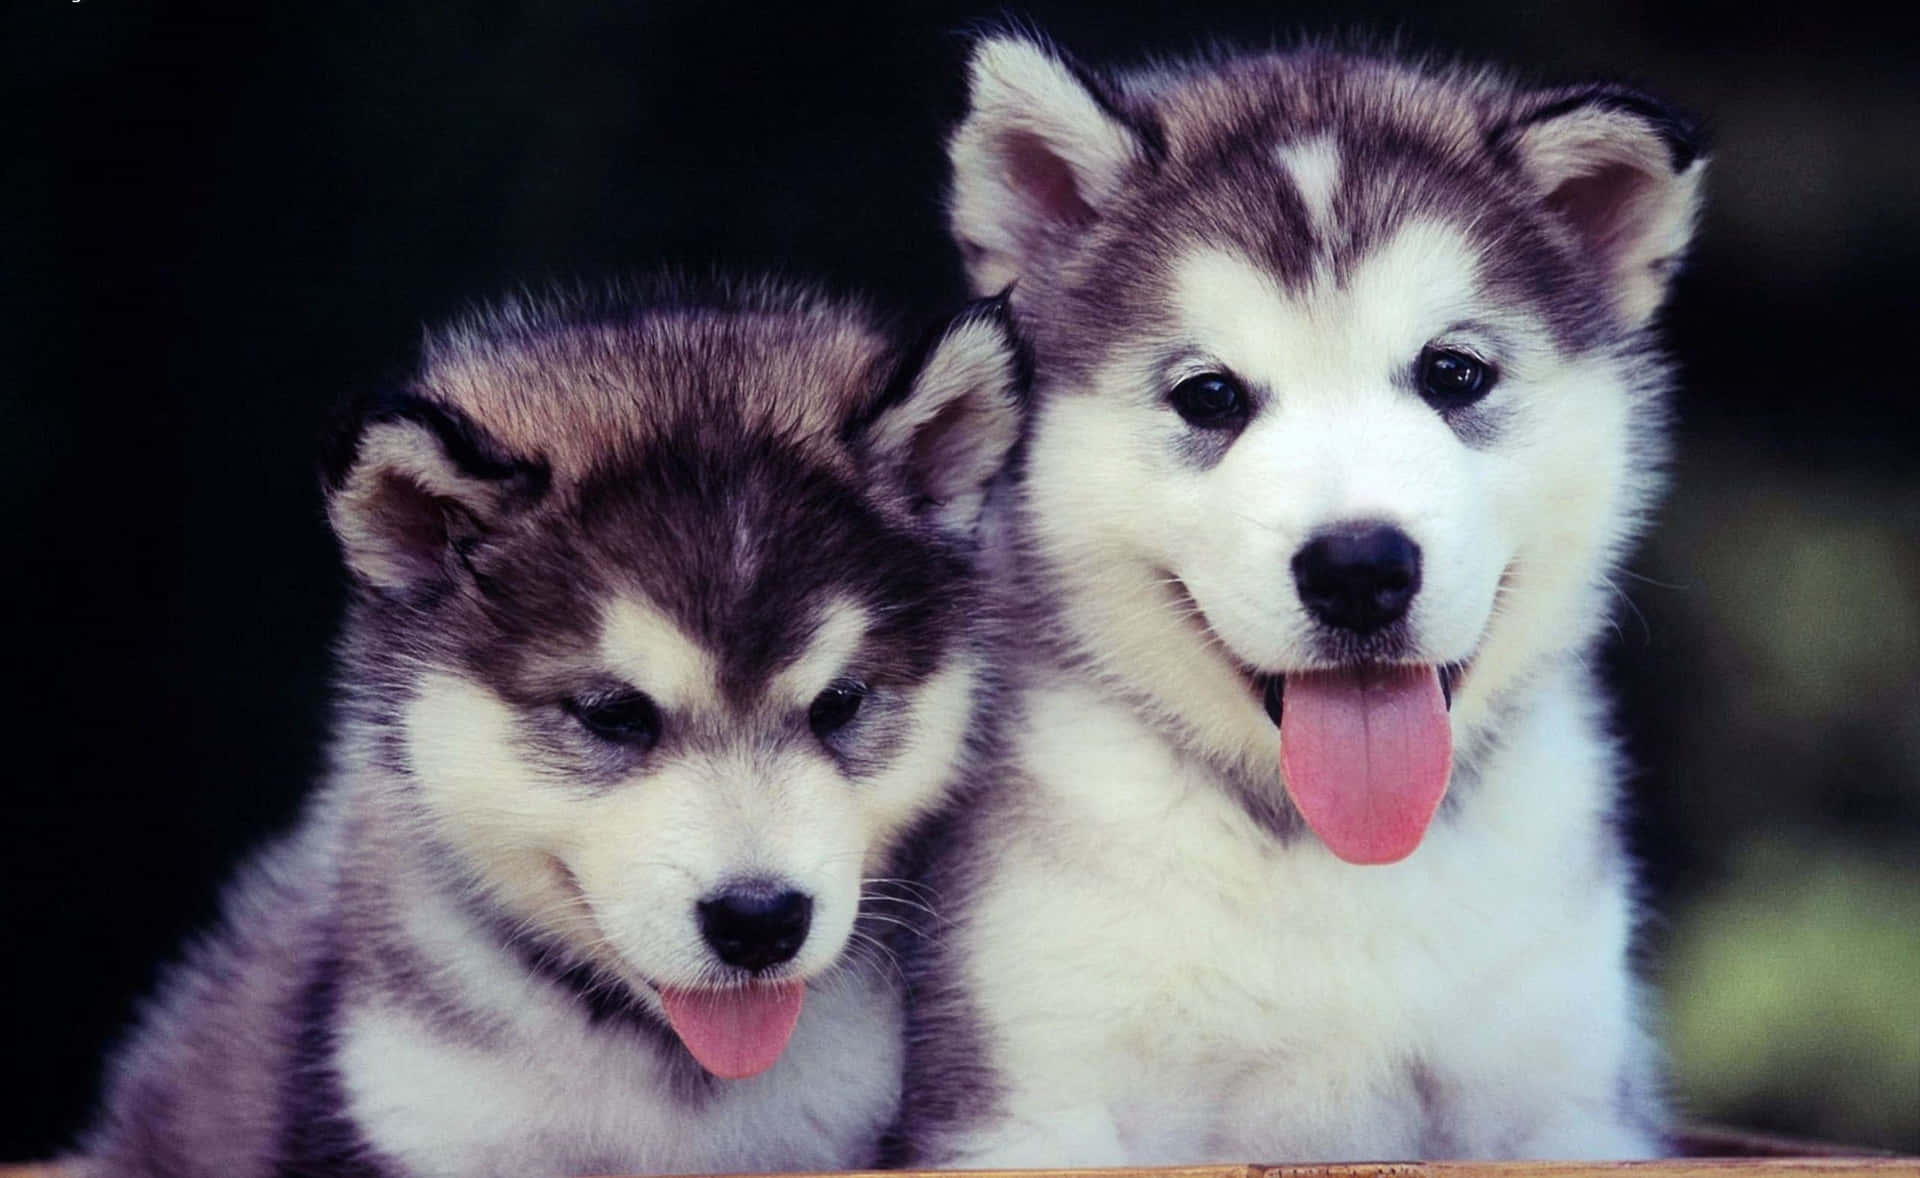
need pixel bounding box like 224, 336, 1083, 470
5, 0, 1915, 1162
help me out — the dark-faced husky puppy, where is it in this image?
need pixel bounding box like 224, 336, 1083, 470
77, 278, 1022, 1177
895, 31, 1705, 1165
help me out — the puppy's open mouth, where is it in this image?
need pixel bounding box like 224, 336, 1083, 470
548, 858, 806, 1080
1257, 662, 1465, 724
654, 981, 807, 1080
1167, 577, 1472, 867
1255, 664, 1458, 866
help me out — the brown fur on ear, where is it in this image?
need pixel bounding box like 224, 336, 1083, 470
947, 34, 1155, 295
324, 393, 549, 593
848, 296, 1026, 540
1496, 86, 1707, 329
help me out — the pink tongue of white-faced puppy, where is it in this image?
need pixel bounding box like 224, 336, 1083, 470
1279, 665, 1453, 865
658, 980, 806, 1079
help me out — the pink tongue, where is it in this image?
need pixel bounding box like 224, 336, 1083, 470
1279, 665, 1453, 865
658, 981, 806, 1079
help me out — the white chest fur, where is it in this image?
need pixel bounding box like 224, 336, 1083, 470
948, 670, 1652, 1165
337, 957, 902, 1178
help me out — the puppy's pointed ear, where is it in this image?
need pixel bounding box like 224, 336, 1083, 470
321, 392, 550, 594
1496, 85, 1708, 329
849, 297, 1026, 541
948, 32, 1155, 294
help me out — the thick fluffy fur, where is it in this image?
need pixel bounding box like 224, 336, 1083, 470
79, 278, 1022, 1177
896, 34, 1705, 1165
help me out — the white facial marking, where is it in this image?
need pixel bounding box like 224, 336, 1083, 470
1340, 218, 1488, 338
1275, 134, 1343, 235
851, 655, 982, 871
598, 596, 721, 713
406, 672, 578, 921
1165, 231, 1505, 670
566, 745, 868, 988
402, 607, 978, 995
1024, 216, 1622, 774
771, 599, 871, 707
1172, 221, 1488, 386
403, 669, 867, 990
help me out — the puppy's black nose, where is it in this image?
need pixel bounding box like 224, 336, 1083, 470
697, 887, 813, 972
1291, 524, 1422, 634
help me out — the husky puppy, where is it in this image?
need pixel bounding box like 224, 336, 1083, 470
77, 278, 1023, 1178
895, 32, 1705, 1165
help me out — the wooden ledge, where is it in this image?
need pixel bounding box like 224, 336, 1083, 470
7, 1129, 1911, 1178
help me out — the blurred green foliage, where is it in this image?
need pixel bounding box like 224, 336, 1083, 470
1666, 838, 1920, 1148
1639, 453, 1919, 1150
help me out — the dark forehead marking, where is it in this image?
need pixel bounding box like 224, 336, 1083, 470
1326, 132, 1477, 273
1026, 52, 1631, 386
570, 419, 967, 705
1329, 112, 1621, 353
1168, 145, 1321, 292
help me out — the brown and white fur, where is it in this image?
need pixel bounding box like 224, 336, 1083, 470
76, 278, 1023, 1178
894, 32, 1705, 1165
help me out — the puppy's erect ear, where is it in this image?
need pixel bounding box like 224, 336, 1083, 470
849, 296, 1026, 541
321, 392, 550, 594
948, 32, 1154, 294
1495, 85, 1708, 329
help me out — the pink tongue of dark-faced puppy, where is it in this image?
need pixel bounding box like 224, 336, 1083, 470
658, 980, 806, 1079
1279, 665, 1453, 865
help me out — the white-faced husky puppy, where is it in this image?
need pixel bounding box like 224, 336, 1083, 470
76, 278, 1023, 1178
893, 30, 1706, 1166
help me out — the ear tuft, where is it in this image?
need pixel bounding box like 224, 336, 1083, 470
323, 392, 549, 594
1517, 84, 1705, 172
1495, 84, 1708, 329
849, 295, 1026, 540
948, 32, 1151, 294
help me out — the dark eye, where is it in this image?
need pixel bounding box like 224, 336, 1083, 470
808, 681, 866, 740
1417, 347, 1494, 408
565, 691, 661, 749
1168, 372, 1249, 429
